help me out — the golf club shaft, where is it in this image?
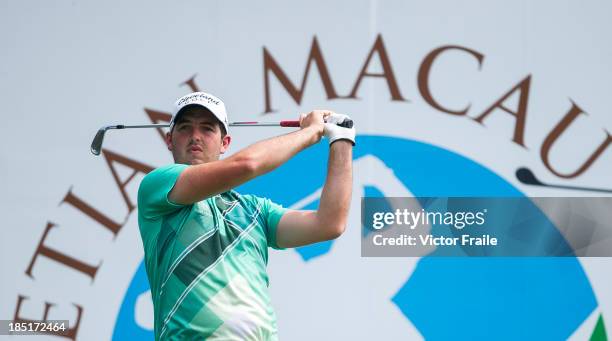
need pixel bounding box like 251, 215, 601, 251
105, 121, 303, 130
91, 119, 353, 155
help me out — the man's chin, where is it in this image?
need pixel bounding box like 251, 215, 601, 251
189, 158, 206, 165
174, 153, 217, 165
173, 156, 204, 165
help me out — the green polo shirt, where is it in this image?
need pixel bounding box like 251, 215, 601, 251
137, 164, 287, 340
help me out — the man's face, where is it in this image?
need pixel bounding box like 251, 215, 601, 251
165, 107, 231, 165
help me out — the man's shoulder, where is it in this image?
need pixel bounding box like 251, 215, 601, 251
144, 163, 188, 180
140, 164, 188, 189
137, 163, 191, 219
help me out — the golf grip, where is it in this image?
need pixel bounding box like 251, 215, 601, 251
279, 119, 354, 128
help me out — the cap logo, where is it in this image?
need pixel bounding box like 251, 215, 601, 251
177, 93, 220, 107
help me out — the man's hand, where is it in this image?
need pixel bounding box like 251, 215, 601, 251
299, 110, 330, 145
324, 113, 356, 146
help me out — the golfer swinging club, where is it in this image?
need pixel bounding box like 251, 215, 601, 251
137, 91, 355, 340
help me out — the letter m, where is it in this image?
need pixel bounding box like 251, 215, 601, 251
263, 36, 339, 113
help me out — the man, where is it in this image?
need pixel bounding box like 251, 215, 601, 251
137, 91, 355, 340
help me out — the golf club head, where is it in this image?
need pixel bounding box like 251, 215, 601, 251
91, 127, 108, 156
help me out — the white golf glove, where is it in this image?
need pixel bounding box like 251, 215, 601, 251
324, 113, 355, 146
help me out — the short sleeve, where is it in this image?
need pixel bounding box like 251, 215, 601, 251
138, 164, 189, 219
262, 198, 288, 250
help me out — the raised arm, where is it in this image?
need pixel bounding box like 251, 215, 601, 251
275, 141, 353, 248
276, 114, 355, 248
168, 112, 327, 205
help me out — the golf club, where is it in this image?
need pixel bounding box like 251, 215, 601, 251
515, 167, 612, 194
91, 119, 354, 156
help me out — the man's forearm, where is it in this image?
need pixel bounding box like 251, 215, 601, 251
317, 141, 353, 235
228, 126, 320, 175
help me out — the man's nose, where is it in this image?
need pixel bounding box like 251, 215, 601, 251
189, 128, 203, 142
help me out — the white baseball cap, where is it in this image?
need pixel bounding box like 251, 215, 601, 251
171, 92, 229, 133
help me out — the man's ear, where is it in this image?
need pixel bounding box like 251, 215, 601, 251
220, 135, 231, 154
165, 132, 173, 151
